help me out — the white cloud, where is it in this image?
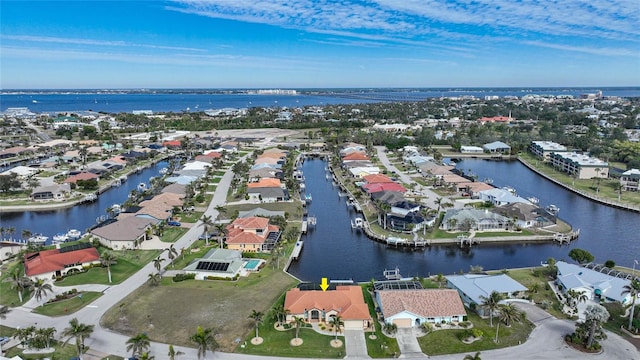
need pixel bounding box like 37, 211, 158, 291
1, 35, 207, 52
524, 41, 638, 57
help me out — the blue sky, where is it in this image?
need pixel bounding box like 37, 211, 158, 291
1, 0, 639, 88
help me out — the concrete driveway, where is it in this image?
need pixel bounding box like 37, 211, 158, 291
344, 329, 371, 359
395, 327, 426, 358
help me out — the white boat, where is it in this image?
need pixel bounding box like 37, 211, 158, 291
66, 229, 82, 240
111, 204, 121, 215
305, 193, 312, 202
28, 234, 48, 245
351, 217, 364, 230
502, 186, 517, 195
137, 182, 147, 191
53, 233, 69, 244
159, 167, 168, 175
546, 204, 560, 215
83, 193, 98, 202
527, 197, 539, 205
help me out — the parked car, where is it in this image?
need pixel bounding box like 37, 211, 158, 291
167, 220, 181, 227
0, 336, 10, 345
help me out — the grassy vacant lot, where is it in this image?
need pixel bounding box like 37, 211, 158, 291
418, 312, 534, 356
33, 291, 102, 316
178, 211, 204, 223
161, 227, 188, 243
101, 261, 298, 351
57, 248, 161, 286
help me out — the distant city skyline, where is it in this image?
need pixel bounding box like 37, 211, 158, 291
1, 0, 639, 89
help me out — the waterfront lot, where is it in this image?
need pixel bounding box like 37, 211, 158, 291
100, 261, 298, 351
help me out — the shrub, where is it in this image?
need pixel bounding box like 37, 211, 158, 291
173, 273, 196, 282
471, 328, 483, 338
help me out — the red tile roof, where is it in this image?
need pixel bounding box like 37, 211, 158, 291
163, 140, 182, 147
64, 172, 99, 183
284, 286, 372, 321
478, 116, 513, 123
24, 247, 100, 277
362, 174, 394, 184
247, 178, 282, 188
362, 183, 406, 193
342, 152, 370, 161
201, 151, 222, 158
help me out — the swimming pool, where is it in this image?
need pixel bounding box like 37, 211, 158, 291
244, 259, 261, 270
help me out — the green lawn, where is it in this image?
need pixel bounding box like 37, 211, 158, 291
361, 285, 401, 358
213, 171, 226, 176
161, 227, 188, 243
56, 248, 162, 286
0, 325, 80, 360
33, 291, 102, 316
178, 211, 204, 223
0, 261, 33, 306
418, 312, 534, 356
209, 177, 221, 184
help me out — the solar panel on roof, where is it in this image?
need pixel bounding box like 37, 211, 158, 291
59, 242, 92, 253
195, 261, 230, 272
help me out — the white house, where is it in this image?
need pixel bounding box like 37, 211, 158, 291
183, 248, 244, 280
556, 261, 632, 304
446, 274, 528, 316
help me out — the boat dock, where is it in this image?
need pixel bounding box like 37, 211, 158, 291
291, 240, 304, 260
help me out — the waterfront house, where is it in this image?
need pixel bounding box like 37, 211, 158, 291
248, 168, 283, 181
477, 188, 531, 206
491, 203, 556, 228
163, 140, 182, 149
460, 146, 484, 154
555, 261, 632, 304
445, 274, 527, 316
31, 184, 72, 201
183, 248, 244, 280
348, 166, 381, 178
620, 169, 640, 191
342, 151, 370, 162
376, 289, 466, 327
363, 174, 395, 184
246, 187, 287, 203
1, 166, 39, 179
164, 174, 198, 185
440, 208, 511, 231
371, 190, 406, 205
549, 152, 609, 179
135, 192, 183, 222
529, 141, 568, 161
0, 146, 33, 160
1, 241, 25, 262
248, 178, 282, 188
161, 183, 187, 196
90, 217, 157, 250
284, 286, 372, 330
477, 116, 513, 124
458, 181, 494, 197
64, 172, 99, 184
225, 216, 281, 252
24, 244, 100, 281
483, 141, 511, 154
363, 182, 407, 194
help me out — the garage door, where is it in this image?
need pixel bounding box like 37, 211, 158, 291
344, 320, 363, 329
392, 318, 412, 328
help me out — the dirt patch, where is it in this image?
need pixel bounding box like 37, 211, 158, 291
101, 268, 296, 351
251, 337, 263, 345
330, 339, 343, 348
290, 338, 303, 346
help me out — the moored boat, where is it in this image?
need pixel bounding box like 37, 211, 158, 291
546, 204, 560, 215
53, 233, 69, 244
66, 229, 82, 240
28, 234, 48, 245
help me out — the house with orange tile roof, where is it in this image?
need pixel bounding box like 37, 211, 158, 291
254, 157, 281, 165
284, 286, 373, 330
342, 151, 370, 162
64, 172, 99, 184
362, 174, 395, 184
376, 289, 466, 328
225, 216, 281, 252
24, 246, 100, 280
247, 178, 282, 188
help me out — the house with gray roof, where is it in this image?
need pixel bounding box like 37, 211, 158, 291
477, 188, 531, 206
441, 208, 511, 231
446, 274, 527, 316
556, 261, 632, 304
247, 187, 287, 203
31, 184, 72, 201
184, 248, 244, 280
238, 207, 286, 218
491, 202, 556, 228
483, 141, 511, 154
90, 217, 157, 250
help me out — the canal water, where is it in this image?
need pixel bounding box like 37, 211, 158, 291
0, 161, 168, 242
288, 158, 640, 282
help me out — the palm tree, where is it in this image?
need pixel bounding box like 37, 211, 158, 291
21, 229, 32, 241
214, 223, 227, 248
479, 291, 503, 327
273, 304, 290, 327
293, 316, 306, 340
138, 352, 155, 360
126, 332, 151, 358
62, 318, 95, 359
0, 305, 11, 320
584, 304, 610, 348
152, 256, 165, 272
463, 352, 482, 360
168, 344, 184, 360
4, 269, 32, 303
165, 244, 179, 268
33, 278, 53, 306
190, 326, 218, 360
199, 215, 214, 245
435, 273, 446, 288
329, 315, 344, 340
100, 252, 117, 283
249, 309, 264, 339
147, 272, 161, 286
495, 303, 524, 342
36, 327, 56, 349
622, 279, 640, 331
214, 205, 227, 218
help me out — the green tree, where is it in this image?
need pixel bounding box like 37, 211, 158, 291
0, 305, 10, 320
33, 278, 53, 306
383, 322, 398, 335
249, 309, 264, 339
62, 318, 95, 359
165, 244, 179, 268
329, 315, 344, 340
293, 316, 306, 340
147, 272, 161, 286
199, 215, 215, 246
622, 280, 640, 331
4, 269, 33, 303
584, 304, 610, 348
463, 352, 482, 360
168, 344, 184, 360
126, 332, 151, 358
494, 303, 524, 343
479, 291, 503, 327
190, 326, 218, 360
153, 256, 165, 272
568, 248, 594, 264
100, 252, 117, 283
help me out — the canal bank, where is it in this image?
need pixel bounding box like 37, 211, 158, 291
518, 157, 640, 213
289, 158, 640, 281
